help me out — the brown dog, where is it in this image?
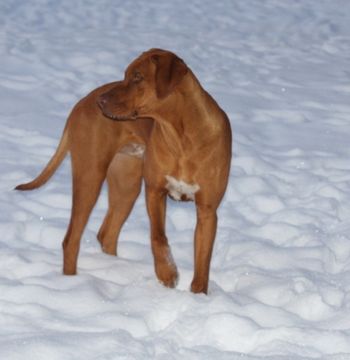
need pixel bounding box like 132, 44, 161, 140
98, 49, 232, 294
16, 82, 153, 275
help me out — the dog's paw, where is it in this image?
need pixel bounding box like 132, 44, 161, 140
155, 253, 179, 288
190, 279, 208, 294
101, 244, 117, 256
157, 264, 179, 288
153, 244, 179, 288
63, 267, 77, 276
97, 233, 117, 256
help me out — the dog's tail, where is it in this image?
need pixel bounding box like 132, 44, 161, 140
15, 125, 69, 191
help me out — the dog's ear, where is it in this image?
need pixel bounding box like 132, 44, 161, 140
151, 53, 188, 99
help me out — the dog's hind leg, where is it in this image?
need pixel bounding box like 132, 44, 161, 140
62, 158, 107, 275
97, 152, 143, 256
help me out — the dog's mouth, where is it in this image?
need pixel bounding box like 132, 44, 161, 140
103, 110, 138, 121
98, 102, 138, 121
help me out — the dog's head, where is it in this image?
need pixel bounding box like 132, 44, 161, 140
97, 49, 188, 121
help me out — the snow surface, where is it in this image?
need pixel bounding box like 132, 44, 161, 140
1, 0, 350, 359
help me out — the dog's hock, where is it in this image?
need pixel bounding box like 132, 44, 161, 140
165, 175, 200, 201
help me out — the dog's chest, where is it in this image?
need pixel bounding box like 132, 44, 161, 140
165, 175, 200, 201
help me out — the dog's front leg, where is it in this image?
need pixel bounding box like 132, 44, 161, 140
146, 186, 178, 288
191, 204, 218, 294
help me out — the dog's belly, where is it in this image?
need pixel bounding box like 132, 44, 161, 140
165, 175, 200, 201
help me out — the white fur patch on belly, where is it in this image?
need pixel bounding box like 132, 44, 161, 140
165, 175, 200, 201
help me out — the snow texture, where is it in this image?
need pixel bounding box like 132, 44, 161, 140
1, 0, 350, 359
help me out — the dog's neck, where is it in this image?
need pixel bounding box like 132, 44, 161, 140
150, 73, 224, 157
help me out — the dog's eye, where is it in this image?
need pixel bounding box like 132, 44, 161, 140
133, 72, 143, 83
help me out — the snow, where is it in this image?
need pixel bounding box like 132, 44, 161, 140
1, 0, 350, 358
